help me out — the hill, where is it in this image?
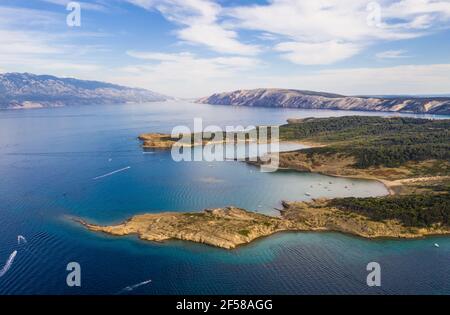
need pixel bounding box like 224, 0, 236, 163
0, 73, 169, 109
197, 88, 450, 115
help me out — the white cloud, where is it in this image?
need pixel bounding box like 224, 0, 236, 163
0, 5, 105, 78
0, 50, 101, 73
110, 49, 450, 98
126, 50, 260, 68
126, 51, 192, 62
177, 23, 259, 55
226, 0, 450, 64
275, 41, 362, 65
230, 63, 450, 96
0, 30, 62, 55
230, 0, 450, 40
125, 0, 450, 65
284, 63, 450, 95
257, 32, 279, 41
0, 6, 60, 28
0, 7, 63, 61
106, 50, 261, 97
125, 0, 259, 55
376, 49, 410, 59
383, 0, 450, 20
230, 1, 374, 42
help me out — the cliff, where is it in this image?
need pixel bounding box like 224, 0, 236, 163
197, 88, 450, 115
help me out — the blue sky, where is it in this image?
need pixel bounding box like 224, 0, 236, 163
1, 0, 450, 97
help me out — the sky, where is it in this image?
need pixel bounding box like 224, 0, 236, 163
1, 0, 450, 98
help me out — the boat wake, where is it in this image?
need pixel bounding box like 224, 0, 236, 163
117, 279, 152, 294
93, 166, 131, 180
0, 251, 17, 278
18, 235, 27, 245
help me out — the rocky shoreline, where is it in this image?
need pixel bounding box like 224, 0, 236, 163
138, 133, 260, 149
76, 207, 296, 249
77, 199, 450, 249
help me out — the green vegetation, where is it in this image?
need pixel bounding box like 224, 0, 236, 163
280, 116, 450, 168
238, 229, 251, 237
276, 116, 450, 229
329, 193, 450, 228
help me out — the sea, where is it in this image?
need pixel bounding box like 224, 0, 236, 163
0, 101, 448, 295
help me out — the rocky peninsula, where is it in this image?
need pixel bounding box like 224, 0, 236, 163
79, 116, 450, 249
78, 207, 295, 249
139, 131, 261, 149
79, 198, 449, 249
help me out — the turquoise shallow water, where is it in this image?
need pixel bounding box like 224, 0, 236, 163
0, 102, 448, 295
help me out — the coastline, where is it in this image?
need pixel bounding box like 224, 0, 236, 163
250, 140, 397, 196
78, 141, 449, 248
75, 201, 450, 250
139, 132, 272, 149
143, 131, 399, 193
78, 120, 449, 250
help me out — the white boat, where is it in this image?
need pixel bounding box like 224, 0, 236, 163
434, 243, 440, 248
305, 193, 311, 196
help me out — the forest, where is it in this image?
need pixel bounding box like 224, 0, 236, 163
329, 193, 450, 228
280, 116, 450, 168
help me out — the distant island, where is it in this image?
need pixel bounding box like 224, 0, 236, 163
79, 116, 450, 249
0, 73, 169, 109
197, 88, 450, 115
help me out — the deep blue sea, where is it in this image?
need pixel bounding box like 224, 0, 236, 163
0, 102, 449, 295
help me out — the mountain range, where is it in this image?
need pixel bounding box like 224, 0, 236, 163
0, 73, 169, 109
197, 88, 450, 115
2, 74, 449, 115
